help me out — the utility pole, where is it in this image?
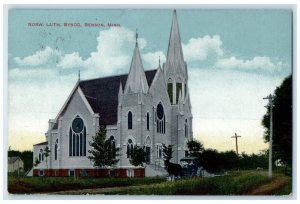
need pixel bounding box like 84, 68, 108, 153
263, 94, 274, 180
231, 133, 241, 155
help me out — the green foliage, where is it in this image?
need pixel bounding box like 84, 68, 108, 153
106, 171, 287, 195
262, 75, 292, 167
162, 144, 173, 161
130, 145, 146, 167
88, 125, 120, 167
8, 150, 33, 172
43, 146, 51, 169
33, 157, 40, 167
187, 139, 204, 157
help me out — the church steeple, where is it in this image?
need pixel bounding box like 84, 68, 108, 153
164, 10, 188, 105
164, 10, 186, 76
124, 30, 149, 94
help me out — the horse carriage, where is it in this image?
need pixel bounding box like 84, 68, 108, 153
164, 156, 203, 180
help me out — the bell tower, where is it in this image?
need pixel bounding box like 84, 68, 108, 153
164, 10, 188, 105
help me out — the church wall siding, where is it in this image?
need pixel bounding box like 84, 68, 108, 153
58, 89, 95, 169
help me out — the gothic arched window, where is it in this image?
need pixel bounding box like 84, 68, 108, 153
168, 78, 173, 103
69, 116, 86, 157
185, 119, 188, 138
128, 111, 133, 130
146, 112, 150, 130
39, 149, 43, 161
109, 136, 116, 158
54, 139, 58, 160
127, 139, 134, 158
156, 103, 165, 134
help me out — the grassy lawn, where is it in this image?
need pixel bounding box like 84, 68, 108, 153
8, 171, 292, 195
8, 176, 165, 194
105, 171, 292, 195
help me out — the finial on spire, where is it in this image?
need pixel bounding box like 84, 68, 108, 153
78, 69, 80, 81
135, 28, 138, 46
158, 55, 161, 68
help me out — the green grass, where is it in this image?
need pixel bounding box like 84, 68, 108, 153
106, 171, 290, 195
8, 171, 292, 195
8, 176, 165, 194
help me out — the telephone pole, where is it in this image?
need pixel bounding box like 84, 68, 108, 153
231, 133, 241, 155
263, 94, 274, 180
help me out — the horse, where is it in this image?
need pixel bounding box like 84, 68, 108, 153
164, 160, 182, 181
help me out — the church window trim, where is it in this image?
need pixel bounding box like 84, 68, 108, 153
156, 102, 166, 134
69, 116, 86, 157
146, 112, 150, 130
39, 149, 44, 162
167, 78, 173, 104
156, 144, 163, 159
128, 111, 133, 130
145, 136, 151, 164
108, 136, 116, 158
185, 119, 188, 138
54, 139, 58, 160
127, 139, 134, 158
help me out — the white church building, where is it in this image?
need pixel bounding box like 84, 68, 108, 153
33, 10, 193, 177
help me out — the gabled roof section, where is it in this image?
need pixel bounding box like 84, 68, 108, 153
33, 141, 48, 146
79, 70, 157, 125
165, 10, 186, 75
124, 42, 149, 94
8, 156, 21, 164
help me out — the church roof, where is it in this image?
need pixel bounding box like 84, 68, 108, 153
79, 69, 157, 125
33, 141, 48, 146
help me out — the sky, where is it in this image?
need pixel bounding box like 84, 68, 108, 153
7, 9, 292, 154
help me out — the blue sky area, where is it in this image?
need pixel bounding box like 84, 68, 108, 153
8, 9, 292, 153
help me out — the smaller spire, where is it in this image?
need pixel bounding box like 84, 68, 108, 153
135, 28, 138, 46
158, 56, 161, 68
118, 82, 123, 95
78, 69, 80, 81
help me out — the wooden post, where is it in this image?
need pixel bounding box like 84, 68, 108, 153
231, 133, 241, 155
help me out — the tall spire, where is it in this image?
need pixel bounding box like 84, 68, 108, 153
165, 10, 186, 75
135, 28, 138, 46
124, 32, 149, 94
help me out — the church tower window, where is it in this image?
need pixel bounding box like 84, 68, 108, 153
146, 112, 150, 130
185, 119, 188, 138
127, 139, 134, 158
69, 116, 86, 157
54, 139, 58, 160
128, 111, 133, 130
176, 78, 182, 104
156, 103, 165, 134
167, 78, 173, 104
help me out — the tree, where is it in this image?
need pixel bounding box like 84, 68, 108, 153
129, 145, 146, 167
262, 75, 292, 167
88, 125, 120, 167
162, 144, 173, 161
187, 139, 204, 157
8, 150, 33, 172
43, 146, 51, 171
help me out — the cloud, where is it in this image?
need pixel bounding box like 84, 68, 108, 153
142, 51, 166, 69
57, 52, 84, 69
215, 56, 284, 73
182, 35, 223, 62
83, 27, 147, 76
14, 46, 61, 67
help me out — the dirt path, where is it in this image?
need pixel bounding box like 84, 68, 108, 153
51, 185, 140, 195
247, 176, 288, 195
